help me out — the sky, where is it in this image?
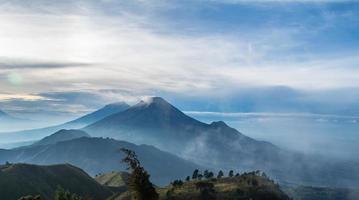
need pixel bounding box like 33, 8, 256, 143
0, 0, 359, 122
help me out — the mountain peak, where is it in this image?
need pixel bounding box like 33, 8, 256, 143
85, 96, 206, 138
210, 121, 229, 128
135, 96, 172, 109
143, 96, 168, 105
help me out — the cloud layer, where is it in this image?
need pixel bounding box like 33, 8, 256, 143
0, 0, 359, 120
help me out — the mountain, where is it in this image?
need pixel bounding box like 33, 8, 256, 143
0, 102, 130, 147
84, 97, 280, 170
33, 129, 90, 146
0, 109, 19, 120
85, 97, 278, 162
84, 97, 359, 187
0, 163, 112, 200
0, 137, 200, 185
0, 109, 34, 132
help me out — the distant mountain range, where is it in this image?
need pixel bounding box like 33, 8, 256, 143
84, 97, 359, 187
32, 129, 90, 146
0, 131, 200, 185
0, 109, 33, 132
0, 163, 112, 200
0, 102, 130, 145
0, 110, 29, 125
85, 97, 279, 166
1, 97, 359, 188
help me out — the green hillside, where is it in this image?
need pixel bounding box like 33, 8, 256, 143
95, 171, 130, 187
0, 163, 112, 200
109, 171, 290, 200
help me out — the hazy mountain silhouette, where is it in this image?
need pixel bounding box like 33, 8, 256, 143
2, 97, 359, 187
0, 109, 34, 132
0, 109, 28, 122
85, 97, 279, 166
84, 97, 359, 187
64, 102, 130, 127
33, 129, 90, 146
0, 102, 130, 146
0, 136, 200, 185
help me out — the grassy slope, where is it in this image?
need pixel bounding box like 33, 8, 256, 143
111, 172, 290, 200
0, 163, 112, 200
95, 171, 130, 187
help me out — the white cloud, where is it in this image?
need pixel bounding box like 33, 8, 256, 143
0, 1, 358, 100
0, 94, 47, 101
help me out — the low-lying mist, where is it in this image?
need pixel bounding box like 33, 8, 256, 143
187, 112, 359, 161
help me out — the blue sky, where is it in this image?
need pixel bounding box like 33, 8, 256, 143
0, 0, 359, 122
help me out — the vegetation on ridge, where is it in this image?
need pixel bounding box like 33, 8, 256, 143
120, 148, 159, 200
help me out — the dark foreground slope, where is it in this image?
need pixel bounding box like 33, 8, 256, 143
0, 137, 200, 185
0, 163, 111, 200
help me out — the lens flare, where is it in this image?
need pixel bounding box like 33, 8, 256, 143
7, 72, 23, 86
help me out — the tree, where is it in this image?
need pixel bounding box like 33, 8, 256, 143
198, 174, 203, 180
235, 173, 240, 177
204, 170, 209, 179
171, 180, 183, 188
186, 176, 190, 182
228, 170, 234, 177
121, 148, 159, 200
261, 172, 268, 178
217, 170, 224, 179
208, 172, 214, 179
195, 181, 216, 200
192, 169, 199, 180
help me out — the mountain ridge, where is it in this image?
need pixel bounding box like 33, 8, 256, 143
64, 102, 130, 126
85, 97, 277, 163
32, 129, 90, 146
84, 97, 359, 187
0, 136, 201, 185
